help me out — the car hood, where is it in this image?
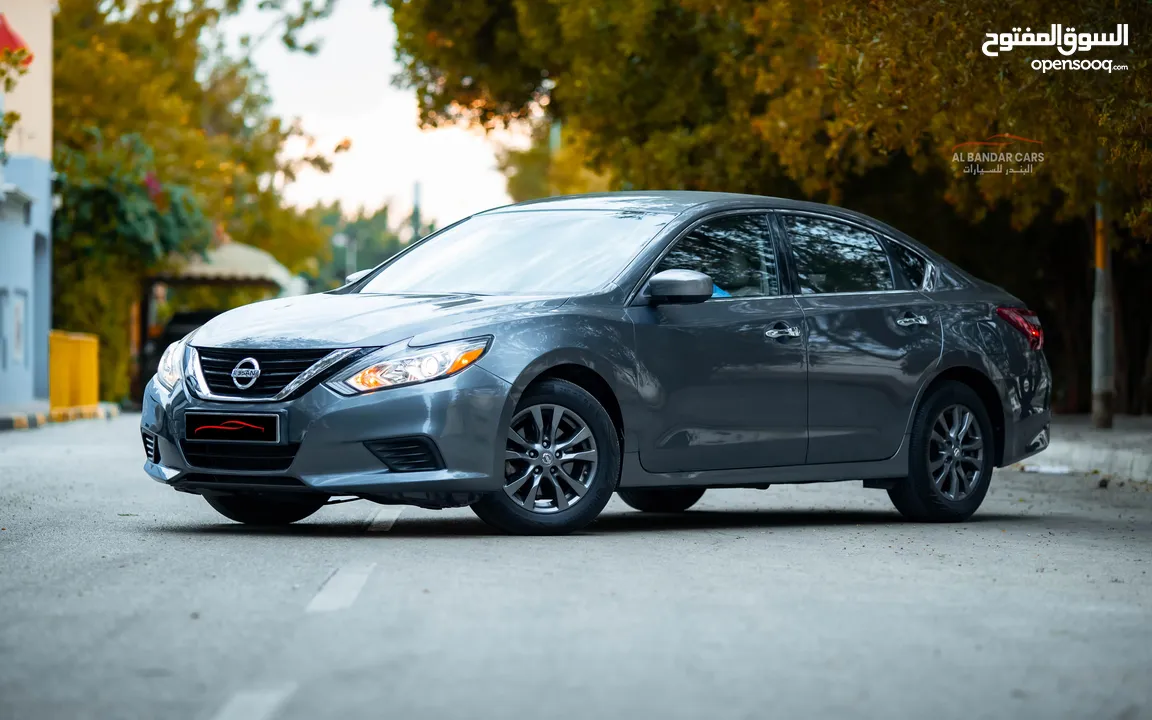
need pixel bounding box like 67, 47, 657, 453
188, 292, 567, 349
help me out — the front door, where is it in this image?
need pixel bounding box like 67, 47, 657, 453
629, 213, 808, 473
777, 213, 941, 464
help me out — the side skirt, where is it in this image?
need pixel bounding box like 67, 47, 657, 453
617, 434, 911, 489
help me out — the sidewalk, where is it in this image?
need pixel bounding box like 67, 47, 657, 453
0, 401, 120, 431
1020, 415, 1152, 483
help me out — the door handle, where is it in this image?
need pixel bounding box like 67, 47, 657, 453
765, 322, 801, 339
896, 313, 929, 327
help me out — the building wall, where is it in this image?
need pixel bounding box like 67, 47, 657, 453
0, 0, 52, 407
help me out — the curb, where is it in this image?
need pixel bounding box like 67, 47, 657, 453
0, 404, 120, 432
1019, 440, 1152, 483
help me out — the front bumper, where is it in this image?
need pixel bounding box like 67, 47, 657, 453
141, 365, 513, 502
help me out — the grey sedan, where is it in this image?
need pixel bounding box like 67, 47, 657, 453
141, 192, 1051, 534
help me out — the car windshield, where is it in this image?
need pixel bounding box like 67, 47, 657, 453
357, 209, 674, 295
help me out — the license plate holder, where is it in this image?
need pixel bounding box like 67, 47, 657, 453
184, 412, 281, 443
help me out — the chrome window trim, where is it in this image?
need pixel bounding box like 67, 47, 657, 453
186, 347, 361, 403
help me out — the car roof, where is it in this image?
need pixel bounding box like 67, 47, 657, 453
482, 191, 960, 273
484, 191, 887, 228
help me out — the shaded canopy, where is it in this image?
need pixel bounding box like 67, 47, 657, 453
153, 241, 307, 296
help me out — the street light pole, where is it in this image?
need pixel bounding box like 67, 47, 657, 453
1091, 151, 1114, 428
411, 181, 421, 241
331, 232, 355, 281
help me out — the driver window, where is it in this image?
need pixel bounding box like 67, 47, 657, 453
655, 214, 780, 298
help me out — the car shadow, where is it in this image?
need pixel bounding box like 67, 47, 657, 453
151, 507, 1044, 539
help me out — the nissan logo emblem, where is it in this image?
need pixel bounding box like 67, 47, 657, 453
230, 358, 261, 390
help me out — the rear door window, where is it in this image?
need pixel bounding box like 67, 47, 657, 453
782, 215, 895, 294
886, 241, 930, 290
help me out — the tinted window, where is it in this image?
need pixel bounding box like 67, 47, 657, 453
935, 267, 963, 290
888, 241, 929, 289
783, 215, 894, 294
358, 210, 673, 295
656, 214, 780, 298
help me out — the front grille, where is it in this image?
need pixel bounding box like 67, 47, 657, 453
179, 473, 306, 488
195, 348, 333, 398
141, 432, 160, 463
365, 436, 445, 472
180, 440, 299, 472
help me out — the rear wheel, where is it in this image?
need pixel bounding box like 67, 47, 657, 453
204, 493, 326, 525
617, 487, 706, 513
888, 381, 994, 522
471, 379, 620, 535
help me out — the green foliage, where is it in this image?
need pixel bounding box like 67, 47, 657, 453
54, 130, 214, 264
0, 48, 30, 157
388, 0, 1147, 236
52, 0, 344, 400
497, 121, 612, 201
386, 0, 1152, 412
311, 201, 437, 288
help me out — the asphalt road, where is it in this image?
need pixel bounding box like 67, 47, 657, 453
2, 415, 1150, 720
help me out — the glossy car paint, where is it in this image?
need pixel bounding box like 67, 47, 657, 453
141, 191, 1051, 505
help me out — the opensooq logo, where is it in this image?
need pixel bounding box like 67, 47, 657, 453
981, 24, 1130, 73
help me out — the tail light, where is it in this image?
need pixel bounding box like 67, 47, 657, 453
996, 306, 1044, 351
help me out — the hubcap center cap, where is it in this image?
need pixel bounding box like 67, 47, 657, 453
540, 452, 554, 466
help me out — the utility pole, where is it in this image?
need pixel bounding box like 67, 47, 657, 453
548, 120, 561, 196
411, 181, 421, 241
1091, 150, 1114, 428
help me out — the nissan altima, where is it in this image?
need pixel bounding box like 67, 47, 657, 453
141, 192, 1051, 534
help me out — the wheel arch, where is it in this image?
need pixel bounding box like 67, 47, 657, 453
498, 349, 630, 449
914, 362, 1007, 466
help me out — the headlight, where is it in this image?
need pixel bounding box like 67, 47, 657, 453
326, 337, 491, 395
156, 339, 186, 390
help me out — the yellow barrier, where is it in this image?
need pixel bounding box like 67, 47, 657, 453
49, 330, 100, 411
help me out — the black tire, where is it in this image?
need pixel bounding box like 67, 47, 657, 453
888, 381, 995, 522
204, 493, 327, 525
617, 487, 706, 513
471, 379, 621, 535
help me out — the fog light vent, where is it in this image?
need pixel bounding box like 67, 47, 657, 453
141, 432, 161, 463
364, 437, 445, 472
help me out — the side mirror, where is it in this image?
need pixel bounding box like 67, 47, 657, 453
646, 269, 713, 305
345, 268, 371, 285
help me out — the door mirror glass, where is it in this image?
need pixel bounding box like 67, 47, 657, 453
345, 268, 372, 285
647, 269, 714, 305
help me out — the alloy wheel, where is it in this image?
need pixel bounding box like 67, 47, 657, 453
504, 404, 598, 513
928, 404, 985, 501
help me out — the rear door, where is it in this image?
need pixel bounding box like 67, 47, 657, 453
775, 213, 941, 464
628, 212, 808, 473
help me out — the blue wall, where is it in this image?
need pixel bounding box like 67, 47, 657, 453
0, 155, 52, 407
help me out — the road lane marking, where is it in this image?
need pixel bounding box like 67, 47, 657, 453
366, 506, 403, 532
210, 684, 297, 720
306, 563, 375, 613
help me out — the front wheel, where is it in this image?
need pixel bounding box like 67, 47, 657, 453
617, 487, 706, 513
471, 379, 621, 535
204, 493, 327, 525
888, 381, 995, 522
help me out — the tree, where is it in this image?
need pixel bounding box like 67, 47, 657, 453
52, 0, 346, 400
0, 47, 30, 156
385, 0, 1152, 412
497, 122, 613, 202
53, 131, 214, 398
311, 201, 437, 289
